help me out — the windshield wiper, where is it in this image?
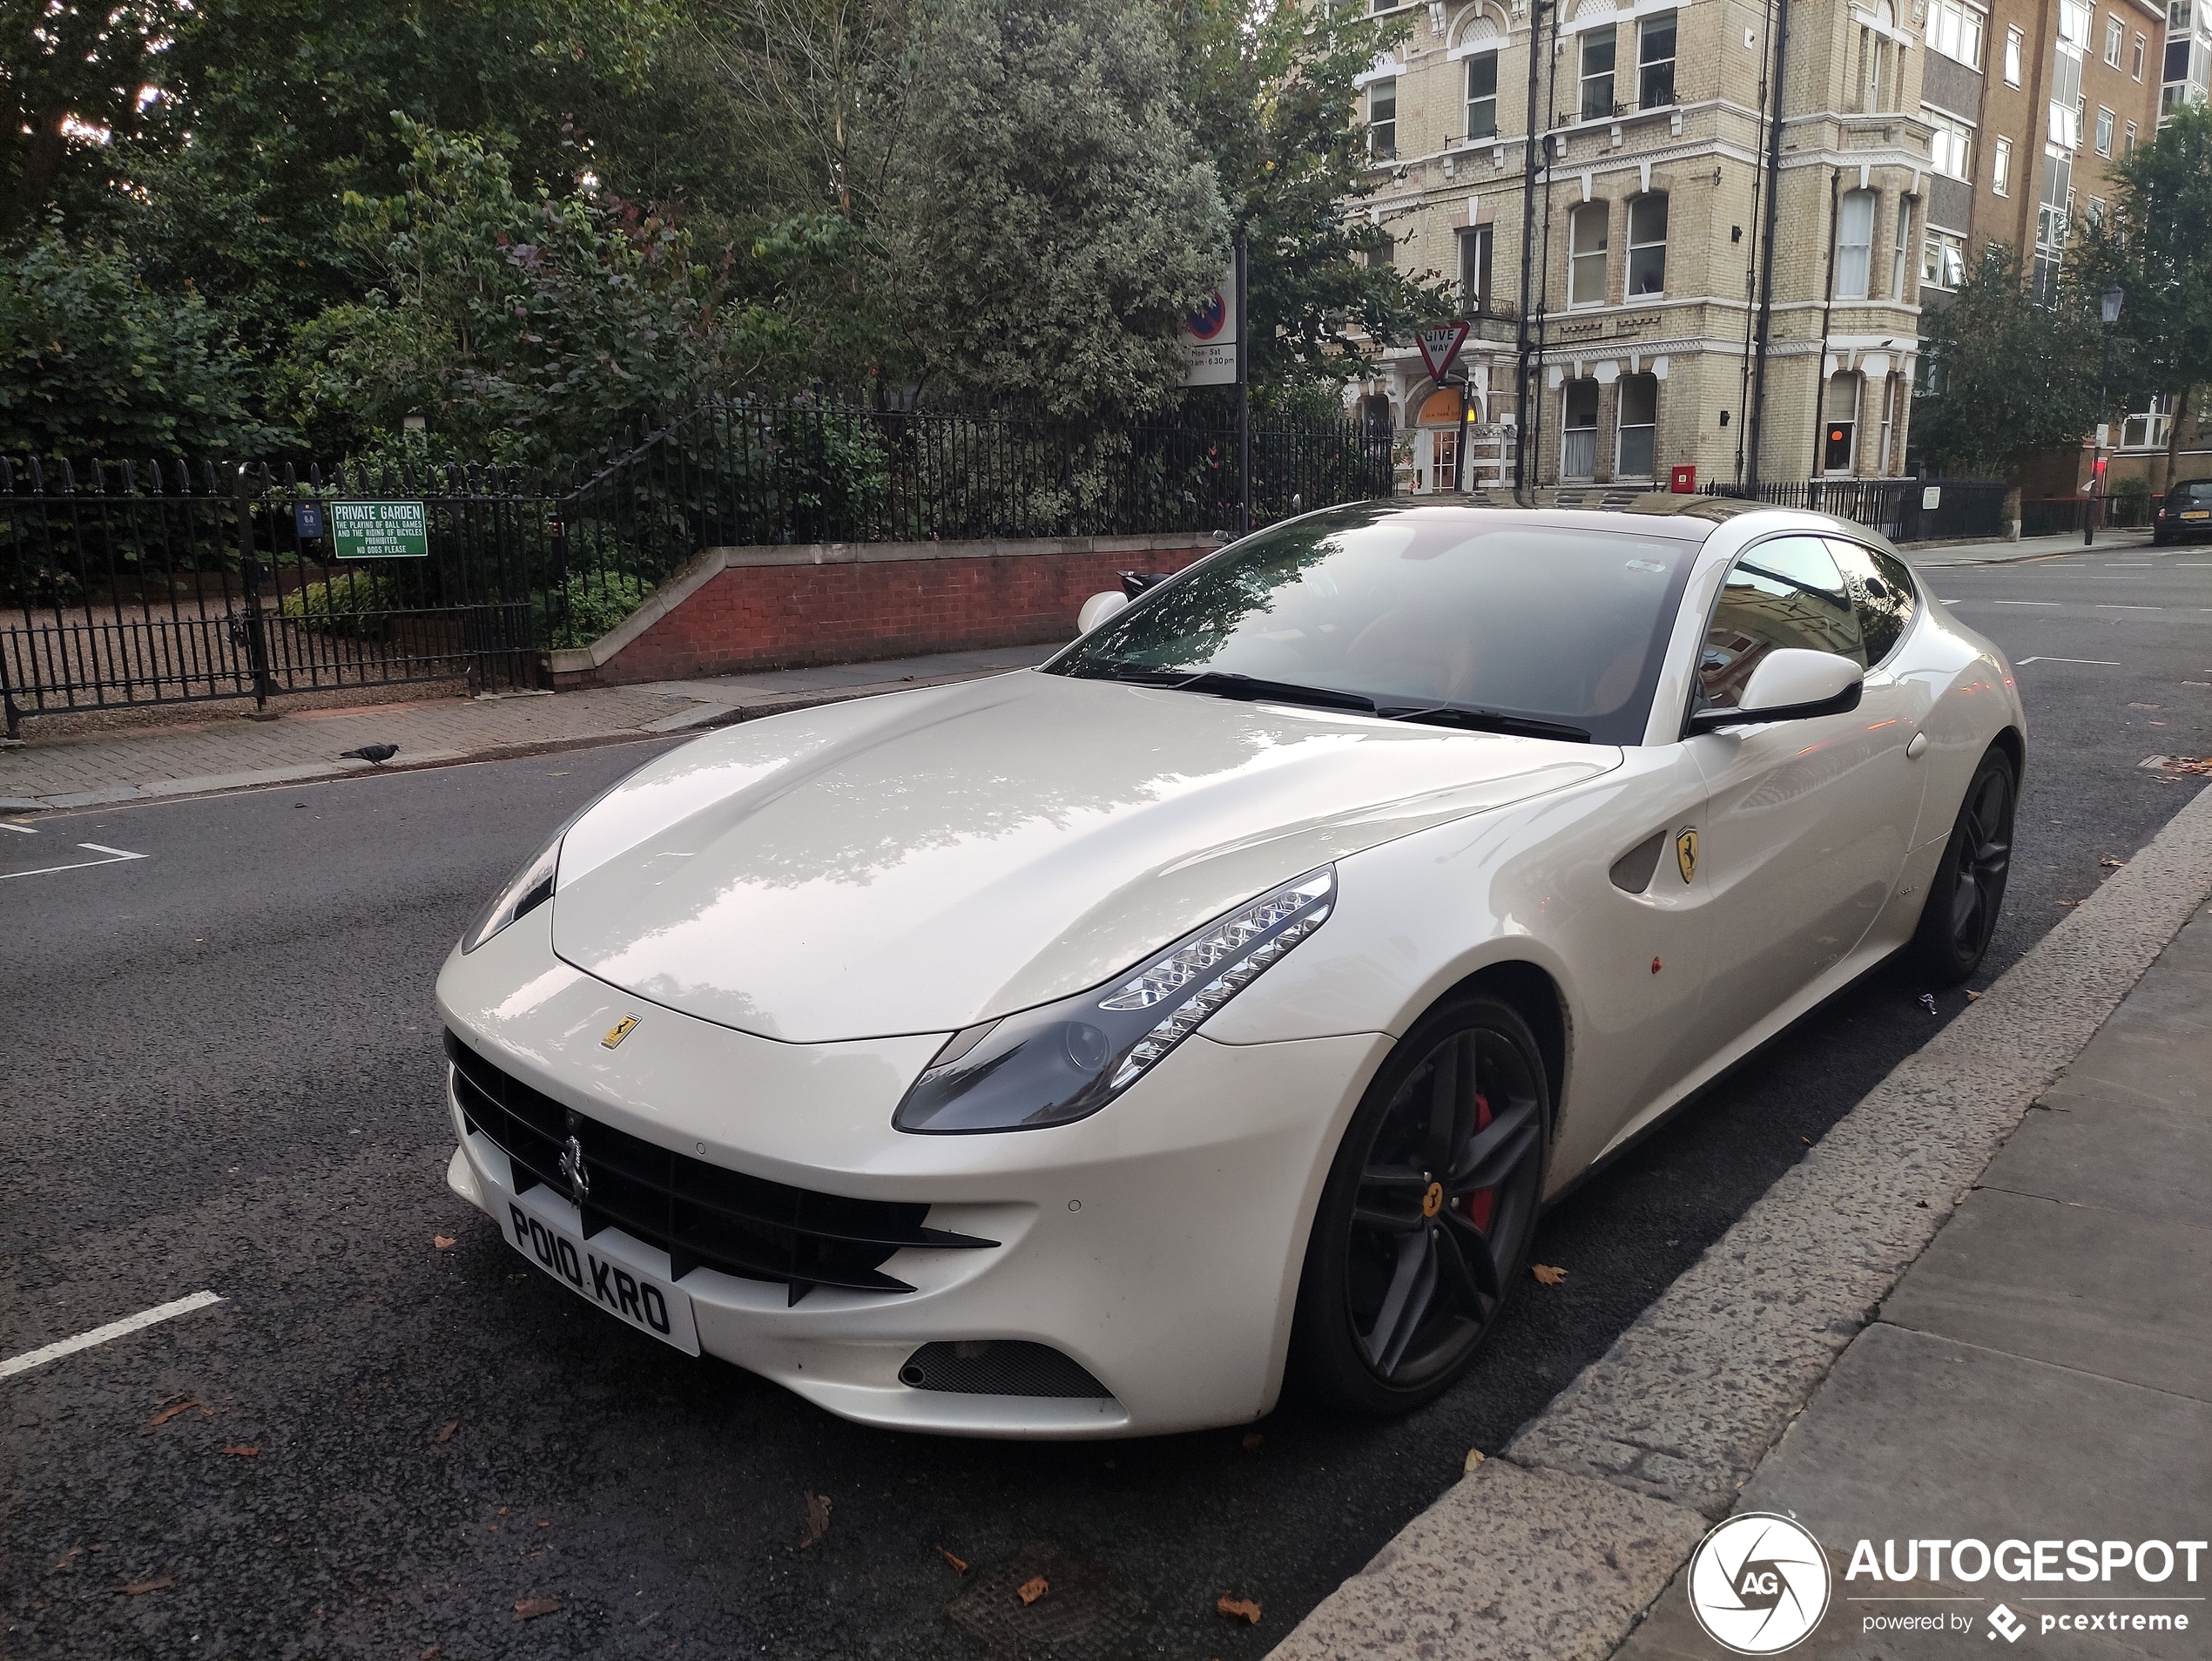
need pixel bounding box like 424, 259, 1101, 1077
1076, 665, 1379, 714
1370, 703, 1593, 743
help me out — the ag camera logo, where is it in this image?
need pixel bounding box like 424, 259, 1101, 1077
1689, 1513, 1834, 1654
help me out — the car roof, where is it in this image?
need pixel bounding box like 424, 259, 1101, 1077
1344, 491, 1876, 544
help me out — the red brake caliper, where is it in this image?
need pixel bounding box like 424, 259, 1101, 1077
1460, 1091, 1496, 1232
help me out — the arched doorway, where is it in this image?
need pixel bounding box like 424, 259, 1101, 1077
1412, 385, 1476, 494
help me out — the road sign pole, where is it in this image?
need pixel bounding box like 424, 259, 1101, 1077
1236, 237, 1250, 538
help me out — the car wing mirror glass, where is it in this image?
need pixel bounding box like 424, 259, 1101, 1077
1688, 648, 1864, 733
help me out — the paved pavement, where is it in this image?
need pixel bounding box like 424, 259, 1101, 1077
3, 537, 2208, 1659
0, 645, 1060, 812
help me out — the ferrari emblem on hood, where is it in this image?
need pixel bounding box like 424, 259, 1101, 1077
602, 1015, 639, 1050
1676, 829, 1699, 884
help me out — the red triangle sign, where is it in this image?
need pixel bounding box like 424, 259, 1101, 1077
1416, 320, 1470, 383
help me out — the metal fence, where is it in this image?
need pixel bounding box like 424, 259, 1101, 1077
3, 406, 1393, 730
1707, 478, 2011, 543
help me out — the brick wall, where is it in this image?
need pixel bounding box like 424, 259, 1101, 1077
546, 536, 1218, 689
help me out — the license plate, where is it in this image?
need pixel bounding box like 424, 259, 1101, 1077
502, 1193, 701, 1354
2182, 510, 2209, 520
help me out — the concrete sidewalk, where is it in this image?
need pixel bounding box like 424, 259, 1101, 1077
1272, 780, 2212, 1661
0, 645, 1058, 813
1909, 528, 2154, 566
1619, 895, 2212, 1661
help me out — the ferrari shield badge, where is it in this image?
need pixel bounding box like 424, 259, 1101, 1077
602, 1015, 640, 1050
1676, 829, 1699, 884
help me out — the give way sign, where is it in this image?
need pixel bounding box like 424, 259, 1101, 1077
1416, 320, 1470, 383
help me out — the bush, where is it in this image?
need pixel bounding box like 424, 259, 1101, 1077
280, 571, 403, 637
536, 571, 654, 648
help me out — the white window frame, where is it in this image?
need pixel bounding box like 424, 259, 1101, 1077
1925, 0, 1986, 69
1921, 226, 1966, 288
1561, 380, 1600, 481
1637, 11, 1678, 108
1615, 374, 1658, 478
2133, 31, 2147, 78
1993, 135, 2013, 193
1925, 108, 1974, 179
1368, 78, 1398, 161
1568, 200, 1609, 307
1626, 193, 1668, 296
2104, 13, 2124, 64
2121, 392, 2174, 449
1824, 374, 1863, 475
1835, 188, 1877, 299
2095, 105, 2114, 153
1892, 194, 1912, 295
1460, 223, 1493, 311
2005, 25, 2025, 84
1580, 27, 1618, 121
1466, 51, 1500, 140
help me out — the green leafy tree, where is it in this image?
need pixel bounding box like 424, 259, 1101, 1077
2074, 103, 2212, 491
0, 230, 273, 456
280, 118, 756, 466
1913, 245, 2106, 477
1170, 0, 1446, 408
0, 2, 179, 235
882, 0, 1231, 416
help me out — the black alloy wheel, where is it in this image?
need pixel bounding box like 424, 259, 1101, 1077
1910, 745, 2017, 984
1290, 993, 1549, 1415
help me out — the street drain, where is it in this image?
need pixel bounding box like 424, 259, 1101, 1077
945, 1541, 1150, 1661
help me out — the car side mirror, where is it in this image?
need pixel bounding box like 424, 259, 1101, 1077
1077, 591, 1129, 633
1687, 648, 1864, 733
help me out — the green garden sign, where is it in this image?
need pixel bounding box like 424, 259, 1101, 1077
331, 500, 429, 559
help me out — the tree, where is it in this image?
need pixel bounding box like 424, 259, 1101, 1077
1912, 246, 2106, 478
2074, 104, 2212, 492
279, 119, 752, 467
0, 3, 179, 236
1170, 0, 1445, 408
0, 230, 272, 457
882, 0, 1231, 417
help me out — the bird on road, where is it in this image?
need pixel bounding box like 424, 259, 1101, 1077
341, 744, 400, 765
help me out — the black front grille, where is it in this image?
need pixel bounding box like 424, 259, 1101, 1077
447, 1031, 996, 1305
899, 1340, 1113, 1399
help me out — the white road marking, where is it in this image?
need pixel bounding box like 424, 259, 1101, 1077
2096, 604, 2163, 611
0, 1291, 223, 1380
1939, 598, 1961, 604
2015, 657, 2121, 666
0, 843, 150, 881
2105, 563, 2152, 567
0, 822, 37, 834
1993, 600, 2060, 606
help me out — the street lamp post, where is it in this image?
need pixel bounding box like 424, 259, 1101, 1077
2085, 284, 2124, 547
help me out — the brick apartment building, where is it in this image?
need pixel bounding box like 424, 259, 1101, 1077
1347, 0, 1942, 494
1344, 0, 2191, 499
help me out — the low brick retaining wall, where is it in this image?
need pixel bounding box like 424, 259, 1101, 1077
543, 533, 1219, 690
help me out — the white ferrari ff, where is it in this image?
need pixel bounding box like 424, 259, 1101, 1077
436, 497, 2024, 1437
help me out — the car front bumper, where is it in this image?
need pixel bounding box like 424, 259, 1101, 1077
436, 916, 1388, 1438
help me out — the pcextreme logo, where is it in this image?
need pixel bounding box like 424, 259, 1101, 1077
1688, 1513, 1834, 1654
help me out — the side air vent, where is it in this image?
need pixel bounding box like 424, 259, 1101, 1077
898, 1340, 1113, 1399
1609, 828, 1668, 894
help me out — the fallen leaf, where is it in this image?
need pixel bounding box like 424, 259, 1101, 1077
799, 1492, 832, 1549
512, 1597, 562, 1622
935, 1545, 968, 1575
435, 1420, 460, 1444
2101, 856, 2127, 868
1965, 989, 1983, 1000
1217, 1594, 1263, 1624
219, 1445, 259, 1457
149, 1401, 198, 1427
116, 1576, 174, 1596
1241, 1433, 1264, 1451
420, 1649, 442, 1660
1464, 1448, 1485, 1474
1531, 1263, 1567, 1286
433, 1234, 457, 1250
1016, 1576, 1049, 1606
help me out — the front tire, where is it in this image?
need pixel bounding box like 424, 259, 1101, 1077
1909, 746, 2017, 984
1288, 993, 1549, 1416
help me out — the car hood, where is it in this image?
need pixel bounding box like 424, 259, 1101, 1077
550, 670, 1617, 1042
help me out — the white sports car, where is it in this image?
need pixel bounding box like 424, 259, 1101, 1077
436, 498, 2023, 1437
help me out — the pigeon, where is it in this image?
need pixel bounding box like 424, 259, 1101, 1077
340, 744, 399, 766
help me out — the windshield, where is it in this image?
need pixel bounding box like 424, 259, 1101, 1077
1049, 502, 1703, 745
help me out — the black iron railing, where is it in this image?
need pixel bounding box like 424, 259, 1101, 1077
1704, 478, 2011, 543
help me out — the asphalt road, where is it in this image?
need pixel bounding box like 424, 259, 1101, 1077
5, 536, 2209, 1661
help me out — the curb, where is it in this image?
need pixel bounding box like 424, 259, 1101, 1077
1271, 779, 2212, 1659
0, 666, 1012, 815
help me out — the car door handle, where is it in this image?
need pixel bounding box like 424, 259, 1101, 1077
1906, 733, 1928, 760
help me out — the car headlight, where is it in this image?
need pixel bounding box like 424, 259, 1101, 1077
461, 834, 563, 954
893, 867, 1337, 1134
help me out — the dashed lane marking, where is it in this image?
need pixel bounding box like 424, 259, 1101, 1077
2096, 604, 2164, 611
0, 1291, 223, 1380
2014, 657, 2121, 666
1993, 600, 2060, 605
0, 822, 37, 834
0, 842, 149, 881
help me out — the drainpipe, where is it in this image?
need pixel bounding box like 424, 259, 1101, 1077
1810, 166, 1842, 488
1744, 0, 1791, 492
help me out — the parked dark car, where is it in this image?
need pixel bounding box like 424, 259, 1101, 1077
2153, 477, 2212, 544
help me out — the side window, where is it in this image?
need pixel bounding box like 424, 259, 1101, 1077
1825, 538, 1919, 665
1697, 537, 1865, 712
